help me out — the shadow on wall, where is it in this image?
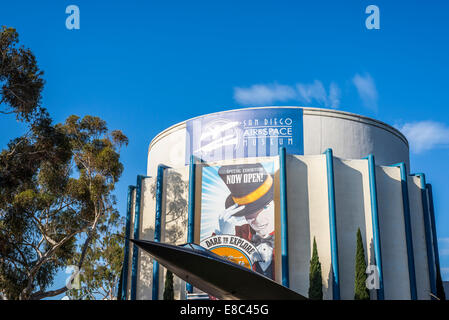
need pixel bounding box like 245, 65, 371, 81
149, 170, 188, 244
148, 170, 189, 300
369, 239, 376, 300
327, 267, 333, 300
134, 178, 157, 299
287, 156, 312, 297
334, 160, 368, 300
139, 225, 155, 299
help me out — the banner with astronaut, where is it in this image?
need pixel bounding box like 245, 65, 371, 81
200, 161, 276, 280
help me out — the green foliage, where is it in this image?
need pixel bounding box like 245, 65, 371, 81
354, 228, 370, 300
67, 219, 125, 300
0, 112, 73, 300
308, 237, 323, 300
163, 270, 174, 300
0, 26, 128, 300
0, 114, 127, 299
0, 26, 45, 121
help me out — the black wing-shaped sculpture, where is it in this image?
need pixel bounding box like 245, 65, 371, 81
130, 239, 306, 300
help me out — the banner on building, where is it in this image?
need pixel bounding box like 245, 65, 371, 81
200, 161, 276, 280
186, 107, 303, 164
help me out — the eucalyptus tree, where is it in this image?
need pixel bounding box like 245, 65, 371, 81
0, 115, 128, 300
0, 26, 44, 121
0, 26, 128, 300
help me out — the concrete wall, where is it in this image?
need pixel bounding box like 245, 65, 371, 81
161, 167, 189, 300
147, 107, 410, 176
302, 109, 409, 169
147, 124, 186, 177
408, 176, 431, 300
129, 169, 190, 300
376, 166, 411, 299
333, 158, 374, 300
137, 177, 156, 300
127, 149, 434, 301
286, 154, 332, 299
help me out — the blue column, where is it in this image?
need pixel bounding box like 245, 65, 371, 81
426, 184, 442, 296
365, 155, 384, 300
279, 147, 289, 288
131, 175, 148, 300
121, 185, 135, 300
153, 165, 169, 300
412, 173, 437, 298
186, 155, 196, 294
390, 163, 417, 300
325, 148, 340, 300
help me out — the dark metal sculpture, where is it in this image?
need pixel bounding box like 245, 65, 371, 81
130, 239, 306, 300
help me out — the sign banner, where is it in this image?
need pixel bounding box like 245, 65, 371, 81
200, 161, 276, 280
186, 108, 303, 164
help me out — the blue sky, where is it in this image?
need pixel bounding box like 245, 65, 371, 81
1, 0, 448, 297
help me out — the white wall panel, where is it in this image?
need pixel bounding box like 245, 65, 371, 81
408, 176, 431, 300
333, 158, 373, 300
376, 166, 411, 299
287, 155, 333, 299
303, 110, 409, 169
162, 167, 189, 300
137, 177, 156, 300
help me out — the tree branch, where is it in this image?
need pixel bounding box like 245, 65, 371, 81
21, 229, 82, 299
77, 210, 101, 270
28, 209, 103, 300
30, 285, 68, 300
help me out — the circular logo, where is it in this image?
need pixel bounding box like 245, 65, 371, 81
200, 235, 259, 269
198, 119, 242, 158
210, 246, 252, 269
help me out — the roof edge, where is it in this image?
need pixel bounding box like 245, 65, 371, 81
148, 106, 409, 152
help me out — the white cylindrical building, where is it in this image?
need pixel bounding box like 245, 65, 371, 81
121, 107, 441, 301
147, 107, 409, 176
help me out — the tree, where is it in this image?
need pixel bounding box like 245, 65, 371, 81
0, 26, 45, 121
67, 220, 125, 300
0, 113, 73, 299
0, 26, 129, 300
0, 115, 128, 300
308, 237, 323, 300
163, 270, 174, 300
0, 26, 75, 300
354, 228, 370, 300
